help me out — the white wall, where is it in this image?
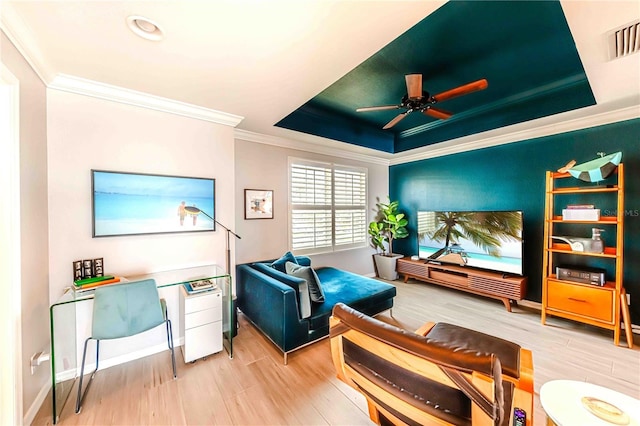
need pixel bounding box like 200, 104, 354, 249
47, 89, 236, 363
1, 30, 50, 422
0, 63, 22, 426
234, 138, 388, 276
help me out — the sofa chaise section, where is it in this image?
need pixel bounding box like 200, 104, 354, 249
236, 257, 396, 363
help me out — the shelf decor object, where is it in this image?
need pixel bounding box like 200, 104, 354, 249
541, 162, 632, 348
566, 151, 622, 183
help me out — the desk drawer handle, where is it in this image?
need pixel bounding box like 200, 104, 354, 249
568, 297, 587, 303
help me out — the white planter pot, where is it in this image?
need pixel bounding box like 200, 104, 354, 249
373, 253, 403, 280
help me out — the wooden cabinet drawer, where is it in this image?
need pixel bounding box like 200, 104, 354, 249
397, 260, 427, 278
547, 280, 614, 323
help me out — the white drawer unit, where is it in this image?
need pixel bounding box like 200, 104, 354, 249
179, 286, 223, 362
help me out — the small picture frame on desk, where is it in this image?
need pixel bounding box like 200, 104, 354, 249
93, 258, 104, 277
82, 259, 94, 278
73, 260, 83, 281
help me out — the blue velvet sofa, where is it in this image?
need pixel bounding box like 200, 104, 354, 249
236, 255, 396, 363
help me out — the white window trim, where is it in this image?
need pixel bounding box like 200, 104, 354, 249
288, 157, 368, 255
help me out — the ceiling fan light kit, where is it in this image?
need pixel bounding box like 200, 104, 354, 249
357, 74, 488, 130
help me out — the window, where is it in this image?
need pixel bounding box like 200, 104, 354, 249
289, 159, 367, 254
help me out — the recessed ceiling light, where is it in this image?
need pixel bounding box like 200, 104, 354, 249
127, 16, 164, 41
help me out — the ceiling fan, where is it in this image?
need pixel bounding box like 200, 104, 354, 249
356, 74, 488, 130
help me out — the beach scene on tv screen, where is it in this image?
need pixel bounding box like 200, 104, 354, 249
417, 211, 523, 275
93, 171, 215, 237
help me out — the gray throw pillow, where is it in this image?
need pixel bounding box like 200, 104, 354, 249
285, 262, 325, 303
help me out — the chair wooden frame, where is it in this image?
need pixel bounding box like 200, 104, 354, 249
330, 304, 533, 426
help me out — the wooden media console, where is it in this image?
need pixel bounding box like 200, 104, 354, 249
396, 257, 527, 312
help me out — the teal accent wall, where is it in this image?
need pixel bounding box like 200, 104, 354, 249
390, 118, 640, 324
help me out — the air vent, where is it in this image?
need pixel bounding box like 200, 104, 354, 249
607, 20, 640, 60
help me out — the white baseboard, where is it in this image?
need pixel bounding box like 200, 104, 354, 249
24, 380, 51, 426
78, 337, 184, 374
69, 337, 185, 377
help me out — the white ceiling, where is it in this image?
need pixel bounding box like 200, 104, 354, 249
2, 1, 639, 161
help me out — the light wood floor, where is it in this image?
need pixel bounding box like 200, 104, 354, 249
33, 278, 639, 426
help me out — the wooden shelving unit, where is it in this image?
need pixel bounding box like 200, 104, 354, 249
541, 163, 632, 348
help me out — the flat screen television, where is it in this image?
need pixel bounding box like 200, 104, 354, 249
417, 210, 523, 275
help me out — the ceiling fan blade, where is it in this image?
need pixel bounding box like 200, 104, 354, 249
405, 74, 423, 99
382, 111, 410, 130
424, 107, 453, 120
356, 105, 400, 112
432, 79, 488, 103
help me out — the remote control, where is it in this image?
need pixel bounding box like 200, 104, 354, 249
513, 407, 526, 426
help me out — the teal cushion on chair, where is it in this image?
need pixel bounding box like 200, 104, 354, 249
271, 251, 298, 273
92, 279, 165, 340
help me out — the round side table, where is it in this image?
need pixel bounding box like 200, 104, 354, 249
540, 380, 640, 425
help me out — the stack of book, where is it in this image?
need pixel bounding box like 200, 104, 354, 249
74, 275, 121, 292
183, 279, 217, 294
562, 204, 600, 221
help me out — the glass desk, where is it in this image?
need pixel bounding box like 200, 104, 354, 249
49, 264, 232, 424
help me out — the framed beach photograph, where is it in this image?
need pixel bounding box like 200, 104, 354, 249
244, 189, 273, 220
92, 169, 215, 237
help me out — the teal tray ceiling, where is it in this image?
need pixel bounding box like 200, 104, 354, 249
276, 0, 595, 154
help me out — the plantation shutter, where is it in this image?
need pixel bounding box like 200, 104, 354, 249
334, 167, 367, 249
290, 163, 333, 251
290, 160, 367, 254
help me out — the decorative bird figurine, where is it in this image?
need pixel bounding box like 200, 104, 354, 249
566, 152, 622, 183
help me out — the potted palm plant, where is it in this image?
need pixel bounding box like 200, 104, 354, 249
369, 198, 409, 280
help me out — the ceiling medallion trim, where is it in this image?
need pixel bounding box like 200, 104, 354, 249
234, 129, 391, 166
390, 101, 640, 166
49, 74, 244, 127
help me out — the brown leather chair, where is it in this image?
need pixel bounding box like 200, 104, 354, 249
330, 303, 533, 426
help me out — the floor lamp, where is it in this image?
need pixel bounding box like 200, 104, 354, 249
185, 206, 240, 356
184, 206, 241, 274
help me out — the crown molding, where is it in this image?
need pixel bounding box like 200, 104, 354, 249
49, 74, 244, 127
234, 129, 391, 166
390, 100, 640, 166
0, 3, 53, 84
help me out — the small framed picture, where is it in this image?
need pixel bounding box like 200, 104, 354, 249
244, 189, 273, 220
73, 260, 83, 281
93, 258, 104, 277
82, 259, 94, 278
